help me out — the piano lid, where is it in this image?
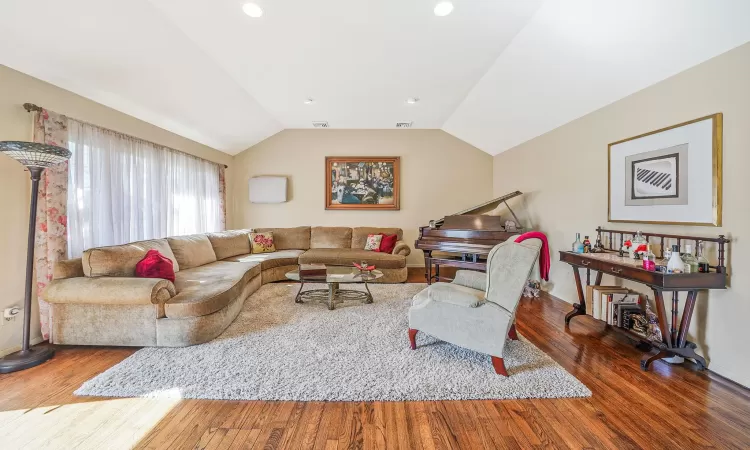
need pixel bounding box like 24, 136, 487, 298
429, 191, 523, 230
452, 191, 522, 216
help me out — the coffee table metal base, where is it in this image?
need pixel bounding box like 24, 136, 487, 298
295, 282, 374, 310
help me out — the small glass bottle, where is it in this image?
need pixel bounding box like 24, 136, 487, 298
572, 233, 584, 253
642, 244, 656, 271
666, 245, 684, 274
583, 236, 591, 253
681, 244, 698, 274
697, 241, 710, 273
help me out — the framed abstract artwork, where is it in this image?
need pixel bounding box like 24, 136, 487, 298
325, 157, 400, 210
608, 113, 722, 226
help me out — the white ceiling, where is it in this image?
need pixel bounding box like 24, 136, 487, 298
1, 0, 749, 156
444, 0, 750, 155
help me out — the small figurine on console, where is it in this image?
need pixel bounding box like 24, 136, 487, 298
591, 235, 606, 253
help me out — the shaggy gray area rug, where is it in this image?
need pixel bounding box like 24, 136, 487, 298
76, 283, 591, 401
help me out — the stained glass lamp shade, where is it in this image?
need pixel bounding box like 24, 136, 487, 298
0, 140, 71, 168
0, 141, 71, 374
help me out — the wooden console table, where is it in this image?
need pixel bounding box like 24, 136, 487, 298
562, 227, 728, 371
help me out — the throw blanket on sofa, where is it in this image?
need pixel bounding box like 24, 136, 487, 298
514, 231, 550, 281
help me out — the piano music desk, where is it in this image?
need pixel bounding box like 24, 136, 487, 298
560, 228, 728, 371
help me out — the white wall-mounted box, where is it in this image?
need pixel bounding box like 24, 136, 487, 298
249, 176, 287, 203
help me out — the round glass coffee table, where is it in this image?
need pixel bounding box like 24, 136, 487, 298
285, 266, 383, 310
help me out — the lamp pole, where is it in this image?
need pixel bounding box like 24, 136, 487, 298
0, 141, 70, 373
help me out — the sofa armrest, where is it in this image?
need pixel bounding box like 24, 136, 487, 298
427, 283, 486, 308
53, 258, 84, 279
44, 277, 176, 306
452, 270, 487, 292
392, 240, 411, 257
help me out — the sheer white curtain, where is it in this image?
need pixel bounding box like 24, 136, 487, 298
66, 119, 222, 257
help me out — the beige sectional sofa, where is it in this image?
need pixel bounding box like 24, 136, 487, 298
43, 227, 410, 347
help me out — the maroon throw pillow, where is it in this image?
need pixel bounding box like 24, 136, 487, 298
379, 233, 398, 253
135, 249, 175, 282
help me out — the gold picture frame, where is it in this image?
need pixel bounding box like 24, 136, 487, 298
325, 156, 400, 210
608, 113, 722, 226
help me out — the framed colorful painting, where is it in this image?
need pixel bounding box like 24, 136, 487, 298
608, 113, 722, 226
325, 157, 400, 210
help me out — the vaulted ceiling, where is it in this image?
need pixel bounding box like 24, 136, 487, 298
1, 0, 749, 156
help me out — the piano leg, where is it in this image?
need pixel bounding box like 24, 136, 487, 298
424, 252, 432, 285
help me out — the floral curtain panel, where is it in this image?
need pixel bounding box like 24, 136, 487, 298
32, 109, 69, 341
219, 166, 227, 230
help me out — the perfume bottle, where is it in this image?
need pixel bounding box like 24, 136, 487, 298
666, 245, 684, 274
583, 236, 591, 253
572, 233, 584, 254
631, 231, 647, 259
642, 244, 656, 272
681, 244, 698, 274
697, 241, 710, 273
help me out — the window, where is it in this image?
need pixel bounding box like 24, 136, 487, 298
66, 119, 223, 257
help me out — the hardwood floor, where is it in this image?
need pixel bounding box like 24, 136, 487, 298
1, 268, 749, 449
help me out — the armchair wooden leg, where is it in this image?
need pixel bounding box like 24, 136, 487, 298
491, 356, 509, 376
508, 323, 519, 341
408, 329, 418, 350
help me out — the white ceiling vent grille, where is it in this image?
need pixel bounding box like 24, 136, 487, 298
312, 121, 329, 128
396, 122, 413, 128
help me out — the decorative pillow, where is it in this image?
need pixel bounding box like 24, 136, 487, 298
250, 232, 276, 253
135, 249, 176, 282
379, 233, 398, 253
364, 234, 383, 251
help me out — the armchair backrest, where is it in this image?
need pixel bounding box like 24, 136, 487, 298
484, 239, 542, 313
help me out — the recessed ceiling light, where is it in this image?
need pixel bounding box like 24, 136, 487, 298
406, 97, 420, 105
434, 2, 454, 17
242, 3, 263, 18
304, 98, 315, 104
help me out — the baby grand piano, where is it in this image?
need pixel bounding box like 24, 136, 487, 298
415, 191, 525, 284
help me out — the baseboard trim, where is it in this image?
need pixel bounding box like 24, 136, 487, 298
0, 336, 45, 358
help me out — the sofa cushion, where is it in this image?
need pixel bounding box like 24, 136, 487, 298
166, 261, 260, 318
310, 227, 352, 249
206, 230, 251, 260
167, 234, 218, 270
299, 248, 406, 269
82, 238, 180, 277
351, 227, 403, 249
249, 232, 276, 253
254, 227, 311, 250
223, 250, 304, 270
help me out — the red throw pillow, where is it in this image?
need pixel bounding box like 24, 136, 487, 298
135, 249, 175, 282
379, 233, 398, 253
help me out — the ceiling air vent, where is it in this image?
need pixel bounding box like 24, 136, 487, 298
396, 122, 413, 128
312, 121, 329, 128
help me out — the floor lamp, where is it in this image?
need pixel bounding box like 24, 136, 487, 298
0, 141, 71, 374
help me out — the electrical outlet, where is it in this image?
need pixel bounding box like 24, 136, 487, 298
2, 307, 21, 326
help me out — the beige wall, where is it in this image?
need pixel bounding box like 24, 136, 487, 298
493, 42, 750, 387
231, 129, 494, 266
0, 65, 232, 356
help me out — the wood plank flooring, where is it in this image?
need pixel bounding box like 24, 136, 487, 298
1, 268, 749, 449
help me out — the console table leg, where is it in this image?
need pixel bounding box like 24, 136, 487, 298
670, 291, 680, 346
594, 271, 603, 286
677, 291, 698, 348
565, 266, 586, 324
651, 289, 673, 349
641, 350, 670, 371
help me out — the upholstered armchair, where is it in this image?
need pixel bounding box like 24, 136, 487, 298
408, 238, 542, 376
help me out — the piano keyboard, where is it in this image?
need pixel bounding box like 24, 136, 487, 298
634, 166, 675, 197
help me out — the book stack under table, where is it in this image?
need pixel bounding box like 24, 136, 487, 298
586, 287, 644, 335
559, 227, 729, 372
